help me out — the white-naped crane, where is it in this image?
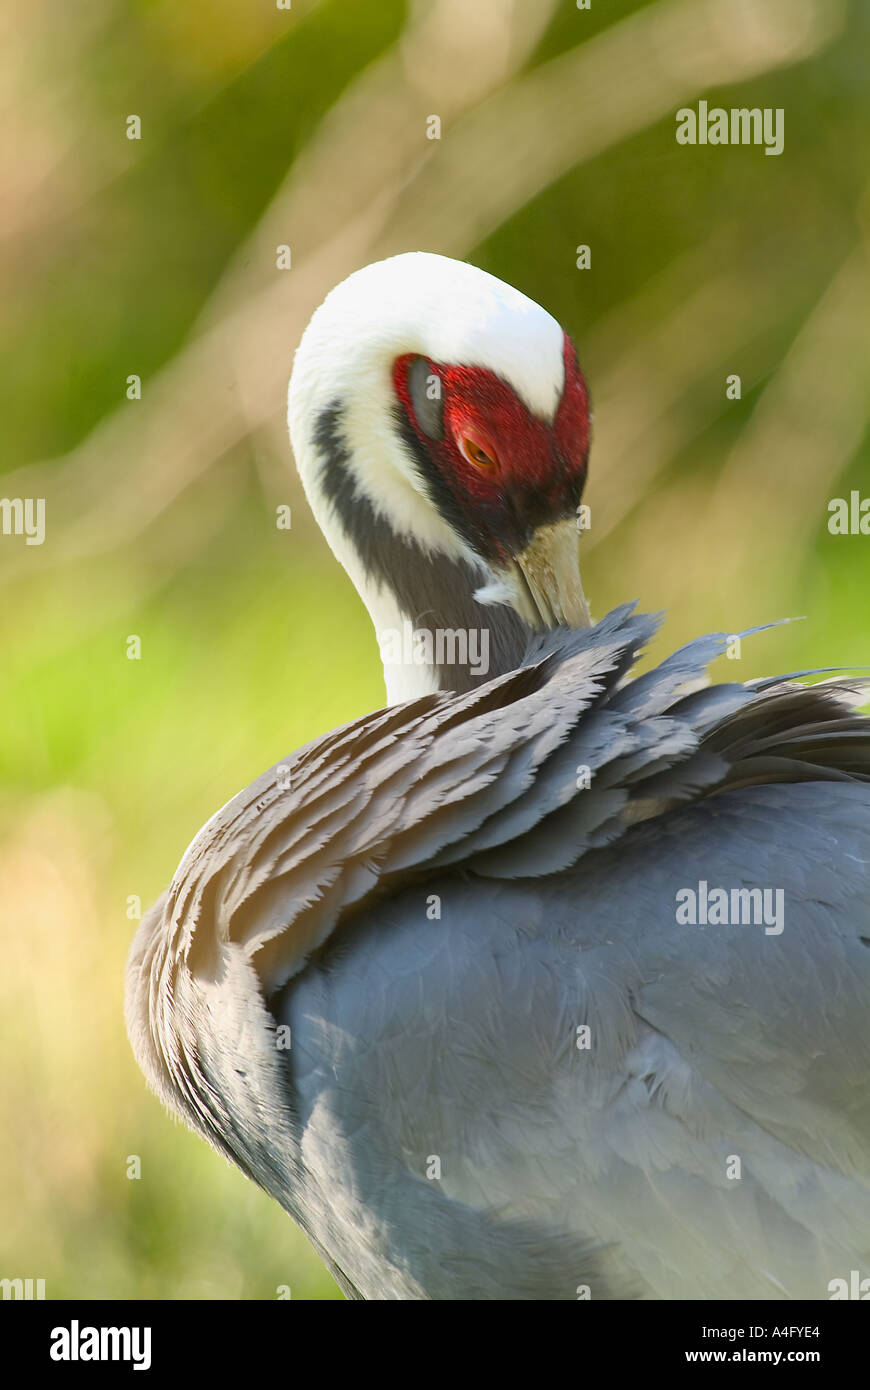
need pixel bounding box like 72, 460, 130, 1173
127, 252, 870, 1300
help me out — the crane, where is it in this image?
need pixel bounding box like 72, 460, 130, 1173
126, 253, 870, 1299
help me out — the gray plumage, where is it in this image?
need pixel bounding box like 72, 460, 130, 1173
126, 603, 870, 1299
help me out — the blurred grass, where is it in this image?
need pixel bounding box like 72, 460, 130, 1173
1, 0, 869, 1299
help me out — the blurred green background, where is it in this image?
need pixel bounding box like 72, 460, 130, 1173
2, 0, 868, 1299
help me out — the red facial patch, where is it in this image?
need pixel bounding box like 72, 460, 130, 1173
392, 334, 590, 562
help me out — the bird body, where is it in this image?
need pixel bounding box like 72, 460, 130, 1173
127, 254, 870, 1299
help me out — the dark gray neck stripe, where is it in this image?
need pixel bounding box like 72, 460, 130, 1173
312, 402, 530, 693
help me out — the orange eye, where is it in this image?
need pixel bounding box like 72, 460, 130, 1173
459, 435, 498, 470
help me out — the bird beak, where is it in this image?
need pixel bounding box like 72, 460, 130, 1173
512, 518, 592, 630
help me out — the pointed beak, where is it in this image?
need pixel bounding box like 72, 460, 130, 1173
511, 517, 592, 630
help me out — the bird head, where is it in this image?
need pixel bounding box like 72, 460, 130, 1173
288, 253, 592, 694
390, 330, 591, 627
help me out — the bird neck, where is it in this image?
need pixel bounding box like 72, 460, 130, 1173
302, 406, 530, 704
363, 530, 531, 704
